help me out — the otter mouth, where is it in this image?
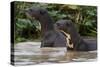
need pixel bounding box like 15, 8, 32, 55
57, 27, 69, 34
24, 9, 36, 20
25, 12, 39, 20
25, 12, 32, 19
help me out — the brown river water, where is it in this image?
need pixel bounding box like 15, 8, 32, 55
13, 42, 97, 66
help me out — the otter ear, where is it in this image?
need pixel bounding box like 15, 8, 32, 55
40, 10, 46, 15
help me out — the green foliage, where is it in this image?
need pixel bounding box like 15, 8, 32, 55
15, 18, 40, 42
14, 2, 97, 42
59, 5, 97, 36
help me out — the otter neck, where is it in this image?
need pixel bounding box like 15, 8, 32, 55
38, 14, 55, 36
67, 27, 82, 48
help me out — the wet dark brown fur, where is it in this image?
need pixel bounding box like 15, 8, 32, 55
25, 7, 68, 47
55, 20, 97, 51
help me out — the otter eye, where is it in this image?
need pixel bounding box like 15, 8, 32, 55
40, 10, 46, 15
66, 23, 70, 26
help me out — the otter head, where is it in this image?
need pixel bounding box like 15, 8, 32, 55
55, 20, 74, 33
25, 7, 48, 20
55, 20, 74, 49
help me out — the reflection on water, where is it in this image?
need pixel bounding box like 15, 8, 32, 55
12, 42, 97, 66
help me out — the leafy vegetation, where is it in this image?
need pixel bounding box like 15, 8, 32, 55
14, 2, 97, 43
